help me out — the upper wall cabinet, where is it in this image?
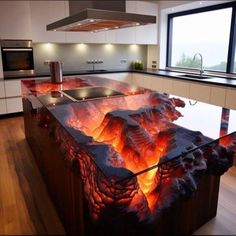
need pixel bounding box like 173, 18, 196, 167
66, 0, 158, 44
0, 0, 158, 44
125, 1, 158, 45
30, 0, 67, 43
0, 1, 31, 39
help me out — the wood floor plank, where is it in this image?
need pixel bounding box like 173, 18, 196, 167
0, 116, 65, 235
0, 115, 235, 235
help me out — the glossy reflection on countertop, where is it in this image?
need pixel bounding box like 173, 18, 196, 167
171, 95, 236, 139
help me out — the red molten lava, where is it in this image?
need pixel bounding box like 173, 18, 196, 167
47, 91, 235, 223
65, 92, 185, 214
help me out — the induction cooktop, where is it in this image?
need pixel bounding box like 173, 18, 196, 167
62, 86, 125, 101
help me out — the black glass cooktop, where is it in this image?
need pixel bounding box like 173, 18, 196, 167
62, 86, 125, 101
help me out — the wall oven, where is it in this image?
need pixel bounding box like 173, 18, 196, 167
1, 40, 34, 78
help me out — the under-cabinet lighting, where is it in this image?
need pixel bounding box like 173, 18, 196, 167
105, 43, 114, 51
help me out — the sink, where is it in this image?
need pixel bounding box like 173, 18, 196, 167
179, 74, 212, 79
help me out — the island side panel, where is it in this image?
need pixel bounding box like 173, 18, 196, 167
22, 97, 86, 235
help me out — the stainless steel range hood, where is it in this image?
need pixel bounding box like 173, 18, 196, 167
46, 1, 156, 32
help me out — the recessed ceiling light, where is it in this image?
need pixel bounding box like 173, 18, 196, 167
104, 28, 109, 31
114, 26, 119, 29
54, 29, 57, 31
89, 19, 95, 22
135, 23, 140, 26
77, 23, 81, 26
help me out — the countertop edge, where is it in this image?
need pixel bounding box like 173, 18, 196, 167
2, 69, 236, 89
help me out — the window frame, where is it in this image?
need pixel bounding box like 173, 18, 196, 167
166, 1, 236, 74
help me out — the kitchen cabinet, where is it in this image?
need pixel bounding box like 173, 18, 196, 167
0, 1, 157, 44
4, 80, 21, 97
225, 87, 236, 110
66, 0, 157, 44
0, 99, 7, 114
0, 81, 5, 98
4, 79, 22, 113
126, 1, 158, 45
190, 83, 211, 104
29, 1, 67, 43
210, 85, 226, 107
132, 74, 173, 94
172, 80, 190, 98
160, 77, 173, 94
132, 73, 151, 88
0, 1, 31, 39
86, 73, 132, 84
6, 97, 23, 114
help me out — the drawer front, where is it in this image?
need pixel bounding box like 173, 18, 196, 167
6, 97, 23, 113
0, 81, 5, 98
0, 99, 7, 114
5, 80, 21, 97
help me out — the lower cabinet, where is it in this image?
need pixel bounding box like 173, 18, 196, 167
85, 73, 133, 84
210, 85, 226, 107
131, 73, 236, 110
225, 87, 236, 110
0, 99, 7, 114
6, 97, 23, 113
189, 83, 211, 104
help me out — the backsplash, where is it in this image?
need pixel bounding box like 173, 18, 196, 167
33, 43, 147, 73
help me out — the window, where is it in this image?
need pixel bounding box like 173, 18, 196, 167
167, 2, 236, 74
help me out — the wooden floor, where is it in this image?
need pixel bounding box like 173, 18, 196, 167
0, 115, 235, 235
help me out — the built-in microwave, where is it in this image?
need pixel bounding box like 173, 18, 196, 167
1, 40, 34, 78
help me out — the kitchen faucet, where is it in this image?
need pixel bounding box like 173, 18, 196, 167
193, 53, 204, 77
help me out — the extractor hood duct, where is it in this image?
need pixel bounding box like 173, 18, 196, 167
46, 0, 156, 32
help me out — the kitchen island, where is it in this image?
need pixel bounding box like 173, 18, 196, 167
21, 75, 236, 235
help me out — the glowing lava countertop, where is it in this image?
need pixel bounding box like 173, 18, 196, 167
22, 75, 236, 235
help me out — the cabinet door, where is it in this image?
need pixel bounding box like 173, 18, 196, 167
0, 1, 31, 39
0, 81, 5, 98
161, 77, 173, 94
210, 85, 226, 107
0, 99, 7, 115
30, 1, 67, 42
132, 73, 151, 89
4, 80, 21, 97
148, 76, 163, 92
225, 87, 236, 110
172, 80, 190, 98
126, 1, 158, 45
190, 83, 211, 103
6, 97, 23, 113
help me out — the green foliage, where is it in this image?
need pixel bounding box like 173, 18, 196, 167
206, 61, 227, 71
175, 53, 236, 72
175, 53, 201, 69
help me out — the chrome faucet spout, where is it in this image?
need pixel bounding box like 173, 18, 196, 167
193, 53, 204, 76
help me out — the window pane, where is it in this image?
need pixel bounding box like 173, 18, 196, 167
171, 8, 232, 72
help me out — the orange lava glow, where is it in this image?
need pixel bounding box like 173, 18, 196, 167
66, 93, 183, 212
